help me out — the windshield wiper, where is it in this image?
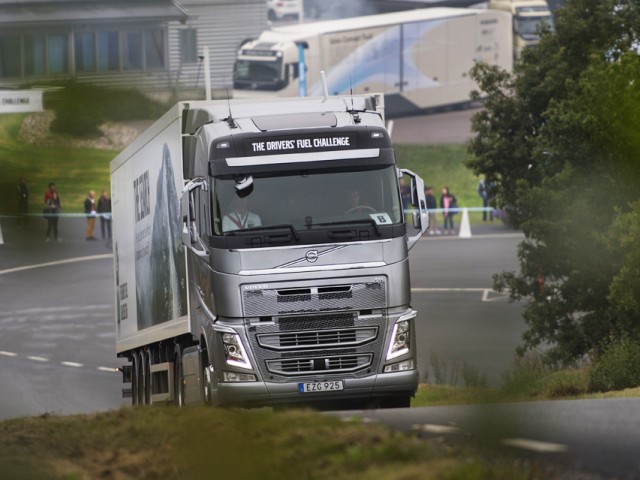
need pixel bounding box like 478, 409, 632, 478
227, 224, 300, 242
315, 219, 382, 237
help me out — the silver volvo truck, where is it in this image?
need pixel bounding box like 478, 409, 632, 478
111, 94, 428, 409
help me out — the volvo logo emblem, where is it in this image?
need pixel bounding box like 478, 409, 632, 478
305, 250, 319, 263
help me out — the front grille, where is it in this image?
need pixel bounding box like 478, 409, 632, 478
257, 326, 378, 350
248, 314, 387, 382
243, 281, 385, 317
266, 354, 373, 376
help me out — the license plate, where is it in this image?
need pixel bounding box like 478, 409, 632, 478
298, 380, 344, 393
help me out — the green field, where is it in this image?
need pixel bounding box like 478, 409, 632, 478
1, 114, 485, 221
0, 114, 116, 217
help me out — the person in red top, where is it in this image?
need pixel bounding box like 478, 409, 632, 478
440, 186, 458, 235
43, 182, 57, 205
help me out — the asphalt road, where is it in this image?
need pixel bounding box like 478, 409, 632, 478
0, 217, 126, 419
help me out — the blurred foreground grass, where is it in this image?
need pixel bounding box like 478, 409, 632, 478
0, 405, 546, 480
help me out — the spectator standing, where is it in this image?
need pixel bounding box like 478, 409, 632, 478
97, 189, 112, 240
477, 176, 494, 222
16, 176, 30, 227
44, 191, 62, 242
44, 182, 57, 205
440, 186, 457, 235
425, 186, 441, 235
84, 190, 97, 240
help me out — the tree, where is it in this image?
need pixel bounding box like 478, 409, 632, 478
467, 0, 640, 365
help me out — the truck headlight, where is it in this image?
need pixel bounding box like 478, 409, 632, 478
385, 311, 416, 361
222, 333, 253, 370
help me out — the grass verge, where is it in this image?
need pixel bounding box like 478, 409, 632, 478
0, 114, 116, 216
0, 406, 550, 480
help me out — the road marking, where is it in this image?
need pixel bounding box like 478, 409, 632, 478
61, 361, 83, 368
412, 288, 487, 293
0, 305, 111, 317
501, 438, 568, 453
412, 287, 512, 303
412, 423, 460, 434
2, 352, 118, 372
0, 254, 113, 276
0, 221, 4, 245
27, 355, 48, 362
97, 366, 119, 373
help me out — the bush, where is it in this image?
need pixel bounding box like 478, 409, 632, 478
588, 337, 640, 392
44, 81, 167, 137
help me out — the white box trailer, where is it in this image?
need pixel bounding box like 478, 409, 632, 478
111, 94, 429, 408
233, 7, 512, 117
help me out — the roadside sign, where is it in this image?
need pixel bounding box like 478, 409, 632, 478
0, 90, 43, 114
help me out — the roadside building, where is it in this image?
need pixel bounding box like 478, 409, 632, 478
0, 0, 267, 100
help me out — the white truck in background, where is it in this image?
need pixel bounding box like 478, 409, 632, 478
233, 8, 512, 117
487, 0, 554, 58
110, 93, 429, 409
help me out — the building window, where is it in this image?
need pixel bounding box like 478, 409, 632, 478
24, 34, 46, 76
48, 33, 69, 74
75, 32, 95, 72
0, 35, 21, 78
1, 25, 167, 80
123, 31, 143, 70
179, 28, 198, 64
144, 30, 165, 70
98, 31, 119, 71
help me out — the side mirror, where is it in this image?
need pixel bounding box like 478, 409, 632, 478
399, 169, 429, 250
180, 178, 209, 259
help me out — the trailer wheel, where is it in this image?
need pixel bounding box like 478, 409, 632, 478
144, 352, 152, 405
173, 350, 184, 407
137, 351, 146, 405
131, 355, 139, 406
140, 350, 151, 405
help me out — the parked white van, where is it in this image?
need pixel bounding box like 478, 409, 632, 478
267, 0, 301, 21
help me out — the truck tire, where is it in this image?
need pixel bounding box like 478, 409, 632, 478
200, 348, 213, 405
141, 350, 151, 405
131, 355, 140, 406
173, 349, 184, 406
144, 351, 152, 405
137, 352, 146, 405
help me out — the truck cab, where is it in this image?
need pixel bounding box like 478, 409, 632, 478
179, 96, 427, 408
488, 0, 554, 58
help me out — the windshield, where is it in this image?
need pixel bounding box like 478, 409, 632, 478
211, 165, 402, 236
515, 15, 554, 38
233, 58, 285, 90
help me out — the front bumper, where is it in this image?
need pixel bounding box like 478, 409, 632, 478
214, 369, 418, 407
